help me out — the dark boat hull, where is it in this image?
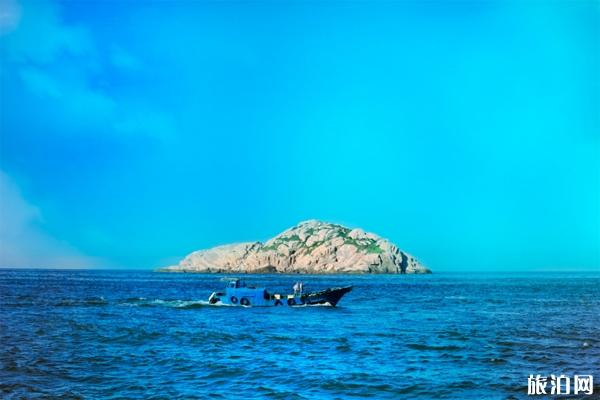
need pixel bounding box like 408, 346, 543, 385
300, 286, 353, 307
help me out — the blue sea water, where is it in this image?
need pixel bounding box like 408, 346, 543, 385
0, 270, 598, 399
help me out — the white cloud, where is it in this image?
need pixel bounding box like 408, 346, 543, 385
3, 0, 92, 63
0, 0, 22, 35
114, 108, 176, 138
18, 66, 118, 131
3, 0, 174, 140
110, 45, 141, 70
0, 171, 100, 268
19, 67, 63, 98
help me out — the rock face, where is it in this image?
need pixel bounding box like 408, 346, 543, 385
161, 220, 431, 274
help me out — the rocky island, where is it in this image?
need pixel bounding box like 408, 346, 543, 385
161, 220, 430, 274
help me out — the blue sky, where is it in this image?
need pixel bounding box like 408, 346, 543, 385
0, 0, 598, 271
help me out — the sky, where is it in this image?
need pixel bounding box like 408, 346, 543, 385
0, 0, 598, 271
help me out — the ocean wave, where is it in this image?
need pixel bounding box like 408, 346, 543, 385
406, 343, 462, 351
118, 298, 216, 309
55, 297, 108, 307
118, 298, 335, 308
295, 302, 334, 307
149, 299, 210, 309
4, 270, 600, 400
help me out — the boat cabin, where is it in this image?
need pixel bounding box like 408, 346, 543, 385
213, 278, 270, 306
226, 278, 246, 289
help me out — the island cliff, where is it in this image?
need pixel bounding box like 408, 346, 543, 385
161, 220, 431, 274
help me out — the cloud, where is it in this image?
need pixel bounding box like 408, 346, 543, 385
0, 171, 100, 268
0, 0, 22, 35
19, 66, 63, 98
19, 66, 117, 123
114, 108, 175, 138
110, 45, 141, 70
18, 65, 172, 138
3, 0, 173, 139
3, 0, 92, 63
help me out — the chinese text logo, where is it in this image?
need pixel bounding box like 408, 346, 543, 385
528, 374, 593, 396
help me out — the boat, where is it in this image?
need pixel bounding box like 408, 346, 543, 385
207, 278, 352, 307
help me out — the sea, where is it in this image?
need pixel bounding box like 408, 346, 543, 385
1, 269, 598, 399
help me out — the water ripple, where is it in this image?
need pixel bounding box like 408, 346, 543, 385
1, 270, 599, 399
